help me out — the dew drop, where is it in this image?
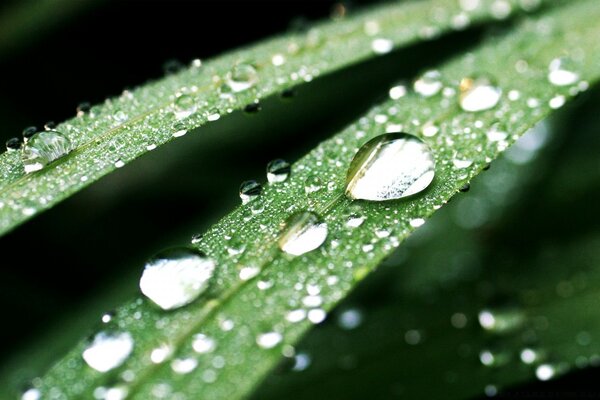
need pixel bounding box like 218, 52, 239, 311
344, 204, 366, 228
207, 109, 221, 122
150, 343, 172, 364
240, 180, 262, 204
414, 70, 442, 97
171, 357, 198, 374
239, 266, 260, 281
22, 126, 37, 142
304, 175, 323, 195
453, 158, 473, 169
459, 77, 502, 112
337, 309, 363, 330
286, 309, 307, 323
82, 331, 134, 372
192, 333, 216, 354
243, 102, 261, 114
257, 332, 283, 349
536, 364, 556, 381
21, 388, 41, 400
139, 247, 216, 310
345, 132, 435, 201
225, 63, 258, 92
278, 211, 328, 256
371, 38, 393, 54
292, 353, 312, 371
267, 159, 291, 183
520, 348, 539, 364
5, 137, 21, 151
548, 57, 579, 86
478, 308, 525, 333
174, 94, 197, 120
22, 130, 74, 173
389, 84, 407, 100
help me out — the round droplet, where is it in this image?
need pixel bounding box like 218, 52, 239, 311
22, 130, 74, 174
243, 102, 261, 114
77, 101, 91, 115
225, 63, 258, 92
536, 364, 556, 381
239, 180, 262, 204
304, 175, 323, 195
5, 137, 21, 151
345, 132, 435, 201
174, 94, 197, 120
256, 332, 283, 349
192, 333, 216, 354
279, 211, 328, 256
414, 70, 442, 97
548, 57, 579, 86
267, 159, 291, 183
337, 309, 363, 330
171, 357, 198, 374
139, 247, 216, 310
21, 388, 41, 400
22, 126, 37, 142
459, 77, 502, 112
371, 38, 393, 54
82, 331, 134, 372
343, 204, 365, 228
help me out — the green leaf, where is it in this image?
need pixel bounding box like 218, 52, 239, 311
0, 0, 545, 236
18, 1, 600, 398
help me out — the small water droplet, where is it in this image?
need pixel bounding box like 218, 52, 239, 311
304, 175, 323, 195
192, 333, 216, 354
22, 126, 37, 142
414, 70, 442, 97
453, 159, 473, 169
404, 329, 422, 345
292, 352, 312, 371
286, 309, 307, 323
239, 266, 260, 281
459, 77, 502, 112
172, 122, 187, 137
171, 357, 198, 374
459, 183, 471, 192
478, 307, 525, 333
191, 233, 203, 244
139, 247, 216, 310
279, 211, 328, 256
389, 84, 407, 100
409, 218, 425, 227
150, 343, 172, 364
5, 137, 21, 151
345, 132, 435, 201
520, 348, 540, 364
337, 309, 363, 330
22, 130, 74, 173
114, 159, 125, 168
257, 332, 283, 349
549, 95, 565, 109
267, 159, 291, 183
548, 57, 579, 86
207, 109, 221, 121
421, 121, 439, 137
225, 63, 258, 93
163, 59, 184, 74
272, 53, 286, 66
239, 180, 262, 204
82, 331, 134, 372
536, 364, 556, 381
21, 388, 41, 400
308, 309, 327, 324
371, 38, 393, 54
243, 102, 261, 114
77, 101, 91, 116
344, 204, 366, 228
174, 94, 197, 119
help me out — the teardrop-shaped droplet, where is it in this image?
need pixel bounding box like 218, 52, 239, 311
22, 130, 74, 173
279, 211, 328, 256
414, 70, 442, 97
239, 180, 262, 204
225, 63, 258, 93
345, 132, 435, 201
547, 57, 579, 86
82, 331, 134, 372
139, 247, 216, 310
459, 77, 502, 112
266, 159, 291, 183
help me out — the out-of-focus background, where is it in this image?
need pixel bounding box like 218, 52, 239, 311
1, 1, 600, 399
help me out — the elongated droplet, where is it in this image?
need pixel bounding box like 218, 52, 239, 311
82, 331, 134, 372
139, 247, 216, 310
279, 211, 328, 256
225, 63, 258, 92
22, 130, 74, 173
345, 132, 435, 201
239, 180, 262, 204
459, 77, 501, 112
548, 57, 579, 86
266, 159, 291, 183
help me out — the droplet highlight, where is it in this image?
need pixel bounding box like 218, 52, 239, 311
82, 331, 134, 372
279, 211, 328, 256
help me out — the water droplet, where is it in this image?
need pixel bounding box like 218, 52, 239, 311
21, 388, 41, 400
278, 211, 328, 256
344, 204, 366, 228
225, 63, 258, 92
77, 101, 91, 116
292, 352, 312, 371
371, 38, 393, 54
304, 175, 323, 195
191, 233, 203, 244
479, 348, 510, 367
22, 126, 37, 142
174, 94, 197, 119
267, 159, 291, 183
5, 137, 21, 151
82, 331, 134, 372
113, 110, 128, 123
404, 329, 422, 345
150, 343, 172, 364
548, 57, 579, 86
207, 109, 221, 121
101, 312, 114, 323
414, 70, 442, 97
271, 53, 286, 66
484, 384, 498, 397
520, 348, 539, 364
243, 102, 261, 114
192, 333, 216, 354
22, 130, 74, 173
345, 132, 435, 201
549, 95, 565, 109
114, 159, 125, 168
239, 266, 260, 281
163, 59, 184, 74
257, 332, 283, 349
389, 84, 407, 100
308, 309, 327, 324
536, 364, 556, 381
171, 357, 198, 374
239, 180, 262, 204
337, 309, 363, 330
421, 121, 439, 137
286, 309, 307, 323
478, 308, 525, 333
453, 159, 473, 169
409, 218, 425, 227
459, 77, 502, 112
139, 247, 216, 310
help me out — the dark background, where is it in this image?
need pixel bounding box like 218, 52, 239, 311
0, 0, 597, 398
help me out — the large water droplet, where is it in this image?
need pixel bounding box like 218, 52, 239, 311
239, 180, 262, 204
174, 94, 197, 119
278, 211, 328, 256
345, 132, 435, 201
267, 159, 291, 183
547, 57, 579, 86
414, 70, 442, 97
139, 247, 216, 310
22, 130, 74, 173
82, 331, 134, 372
459, 77, 502, 112
5, 137, 21, 152
225, 63, 258, 92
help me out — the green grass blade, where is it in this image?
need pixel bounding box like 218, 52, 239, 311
0, 0, 546, 236
21, 1, 600, 398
